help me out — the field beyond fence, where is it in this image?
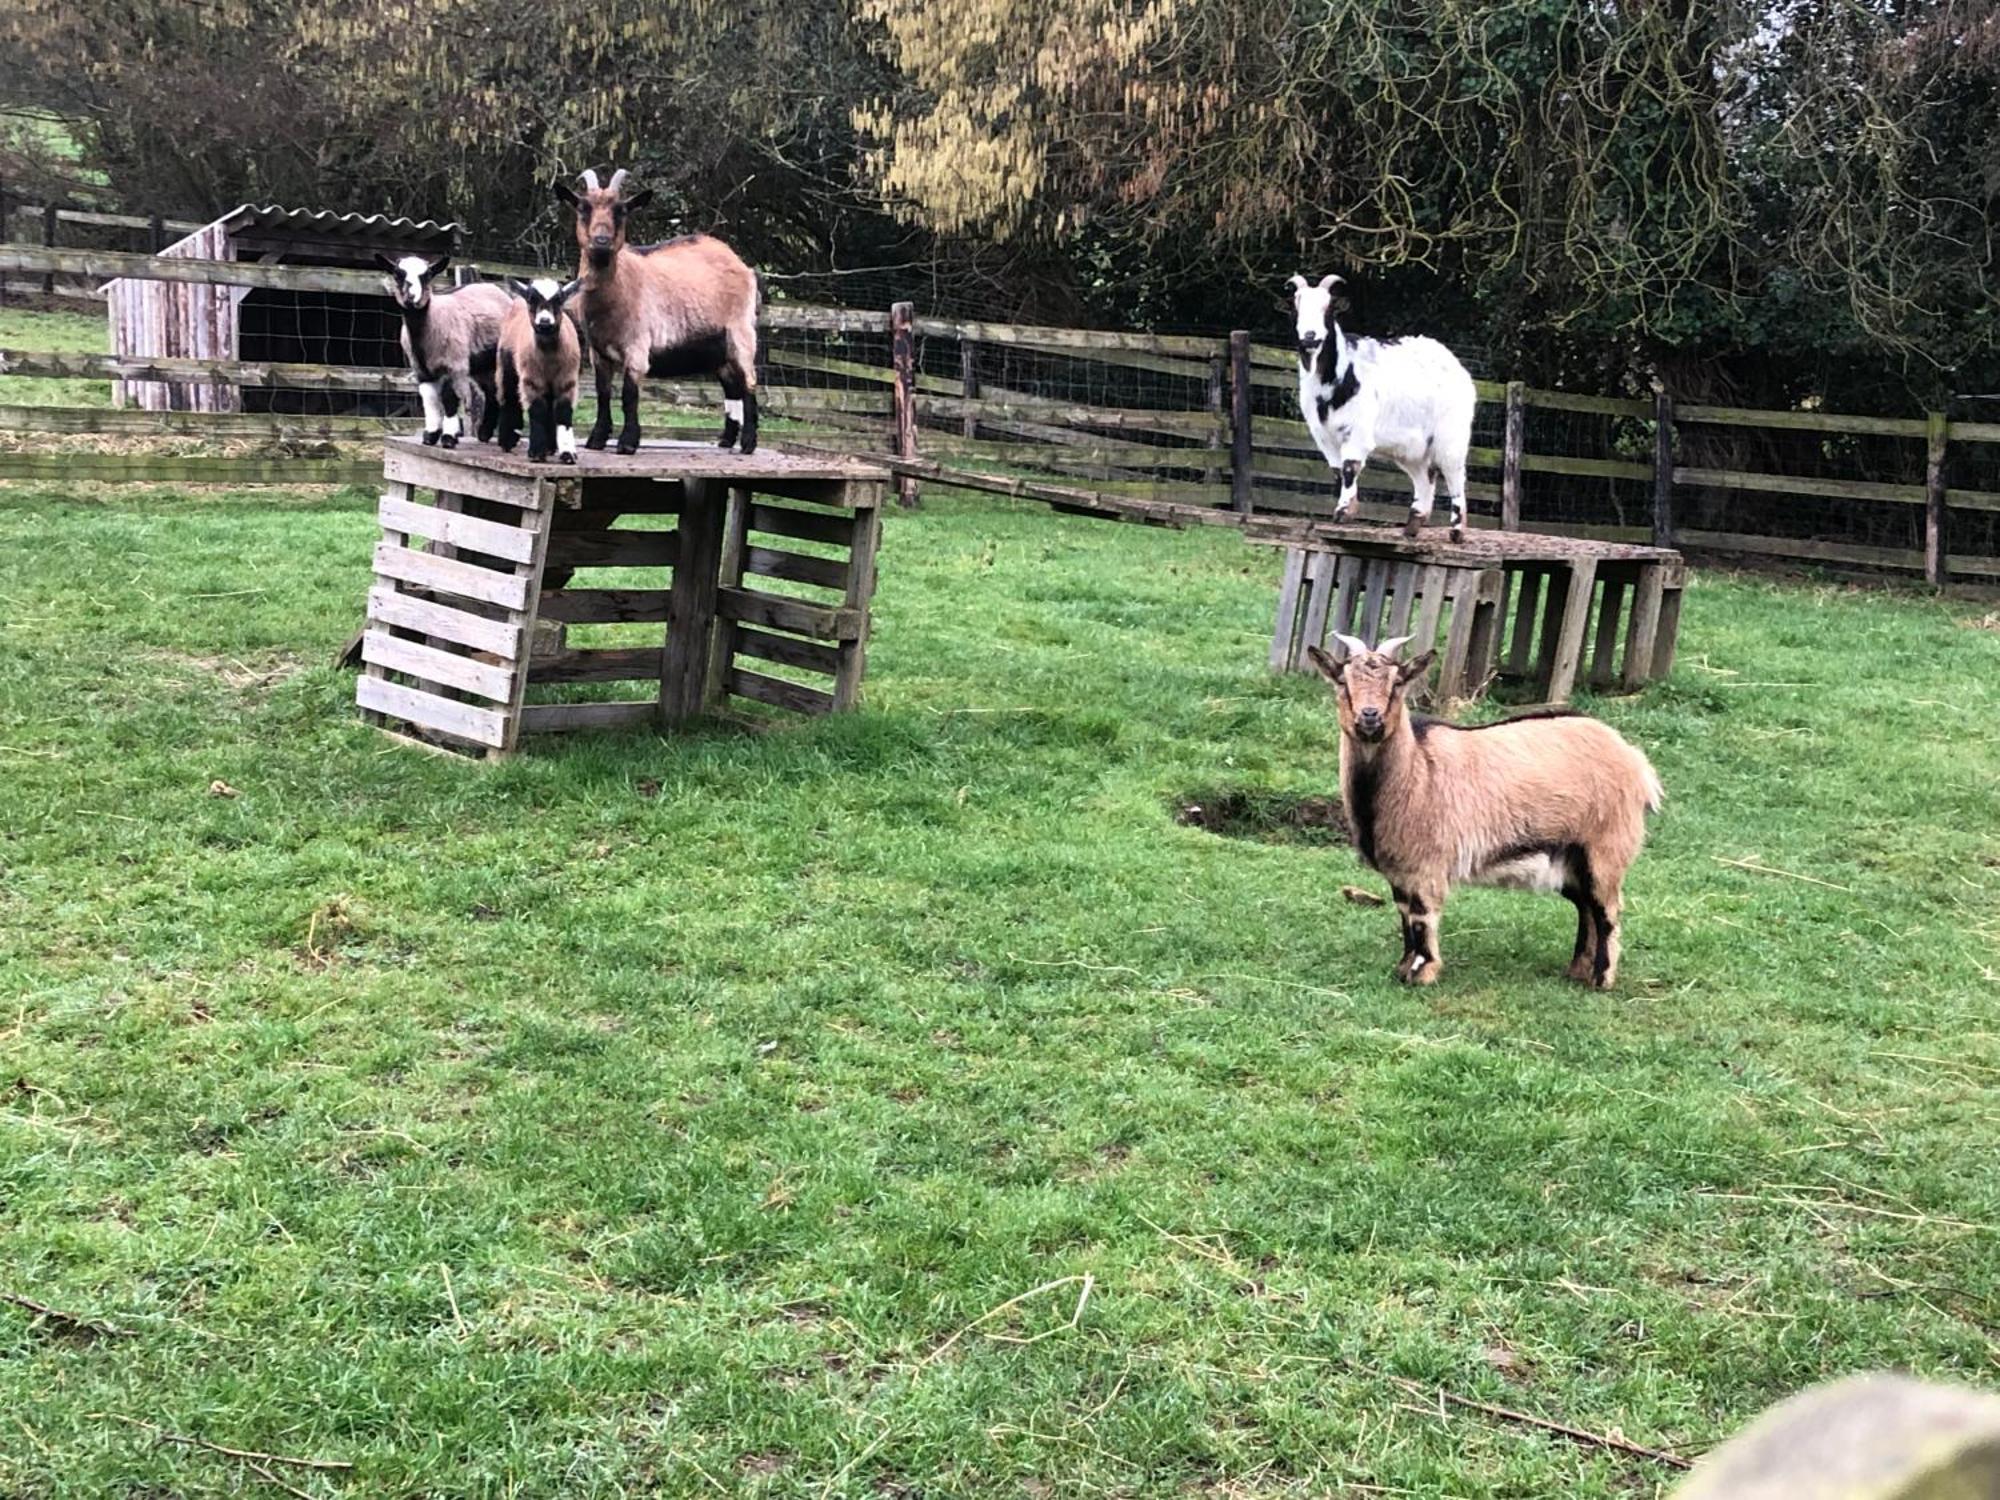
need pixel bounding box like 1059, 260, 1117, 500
2, 234, 1996, 586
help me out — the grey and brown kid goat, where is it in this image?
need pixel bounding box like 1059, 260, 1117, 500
376, 254, 512, 447
1308, 634, 1663, 989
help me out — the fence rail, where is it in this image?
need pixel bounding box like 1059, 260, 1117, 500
0, 243, 1994, 584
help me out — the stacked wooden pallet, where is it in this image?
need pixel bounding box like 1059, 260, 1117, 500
357, 437, 888, 757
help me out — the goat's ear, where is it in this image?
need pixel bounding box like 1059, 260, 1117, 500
506, 278, 532, 301
1304, 645, 1345, 684
555, 278, 583, 304
373, 252, 398, 273
553, 183, 580, 210
1396, 650, 1436, 685
1286, 273, 1309, 298
424, 254, 451, 281
621, 188, 655, 214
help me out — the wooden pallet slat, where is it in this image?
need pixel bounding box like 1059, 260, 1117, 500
365, 587, 521, 660
361, 630, 515, 702
380, 494, 539, 563
372, 542, 533, 611
357, 675, 508, 749
725, 666, 837, 716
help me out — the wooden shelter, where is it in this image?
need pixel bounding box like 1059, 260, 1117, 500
102, 204, 461, 414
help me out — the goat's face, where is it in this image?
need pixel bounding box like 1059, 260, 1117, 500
377, 253, 450, 310
509, 277, 583, 346
1287, 273, 1345, 364
556, 170, 656, 270
1306, 636, 1433, 745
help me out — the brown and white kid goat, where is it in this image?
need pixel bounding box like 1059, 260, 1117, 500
554, 168, 760, 455
1308, 633, 1663, 989
497, 278, 583, 463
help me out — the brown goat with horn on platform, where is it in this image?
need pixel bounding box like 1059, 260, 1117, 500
1308, 633, 1664, 989
554, 167, 760, 456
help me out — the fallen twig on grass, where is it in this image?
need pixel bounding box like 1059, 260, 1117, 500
245, 1460, 317, 1500
107, 1415, 352, 1471
1341, 885, 1386, 907
1, 1290, 135, 1340
917, 1274, 1094, 1369
1712, 856, 1852, 891
1694, 1190, 1994, 1233
1388, 1376, 1692, 1470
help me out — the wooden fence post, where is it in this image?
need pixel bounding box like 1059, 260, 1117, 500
1206, 353, 1226, 487
42, 201, 58, 296
148, 212, 166, 252
1228, 330, 1253, 514
890, 300, 918, 508
1652, 389, 1676, 547
0, 179, 9, 305
1925, 410, 1948, 587
959, 339, 978, 439
1501, 379, 1525, 530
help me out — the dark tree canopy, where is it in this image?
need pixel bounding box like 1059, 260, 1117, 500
1, 0, 1994, 409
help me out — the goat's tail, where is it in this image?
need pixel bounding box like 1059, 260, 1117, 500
1637, 751, 1665, 815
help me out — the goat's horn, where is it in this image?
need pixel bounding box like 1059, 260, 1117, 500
608, 168, 629, 195
1331, 632, 1370, 658
580, 168, 601, 191
1376, 634, 1413, 657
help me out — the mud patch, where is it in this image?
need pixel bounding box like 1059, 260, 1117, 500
1174, 789, 1349, 847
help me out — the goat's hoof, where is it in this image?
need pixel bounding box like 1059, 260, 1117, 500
528, 451, 547, 463
421, 430, 441, 447
1449, 526, 1466, 543
616, 439, 640, 456
558, 452, 577, 465
1590, 971, 1617, 992
1397, 958, 1441, 986
584, 432, 610, 451
1402, 516, 1423, 538
1565, 958, 1595, 984
738, 438, 757, 456
440, 434, 459, 449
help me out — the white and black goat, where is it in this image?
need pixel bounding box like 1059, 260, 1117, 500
1308, 633, 1663, 989
497, 278, 584, 463
553, 168, 760, 455
376, 254, 513, 447
1289, 273, 1477, 539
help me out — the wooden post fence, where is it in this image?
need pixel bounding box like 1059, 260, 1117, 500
1501, 379, 1525, 530
1652, 389, 1675, 547
1925, 410, 1948, 586
960, 340, 978, 439
42, 202, 57, 296
1229, 329, 1253, 515
890, 300, 918, 508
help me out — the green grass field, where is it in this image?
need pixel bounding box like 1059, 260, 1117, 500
2, 464, 1998, 1496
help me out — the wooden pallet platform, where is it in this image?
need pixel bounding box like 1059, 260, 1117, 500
357, 437, 889, 757
1253, 519, 1686, 704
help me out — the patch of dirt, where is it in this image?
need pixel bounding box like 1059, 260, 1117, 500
1174, 789, 1349, 848
1965, 610, 2000, 632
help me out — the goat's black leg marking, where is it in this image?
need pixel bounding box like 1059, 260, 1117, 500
716, 365, 744, 450
554, 396, 577, 464
475, 374, 501, 442
616, 371, 642, 455
438, 382, 461, 449
586, 358, 614, 449
739, 387, 759, 455
528, 393, 553, 461
496, 354, 522, 453
1336, 459, 1362, 516
1590, 891, 1621, 990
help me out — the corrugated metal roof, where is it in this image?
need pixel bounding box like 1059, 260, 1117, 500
218, 203, 462, 246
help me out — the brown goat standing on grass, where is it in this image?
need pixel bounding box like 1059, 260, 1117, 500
1308, 633, 1664, 989
554, 168, 760, 455
497, 278, 583, 463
